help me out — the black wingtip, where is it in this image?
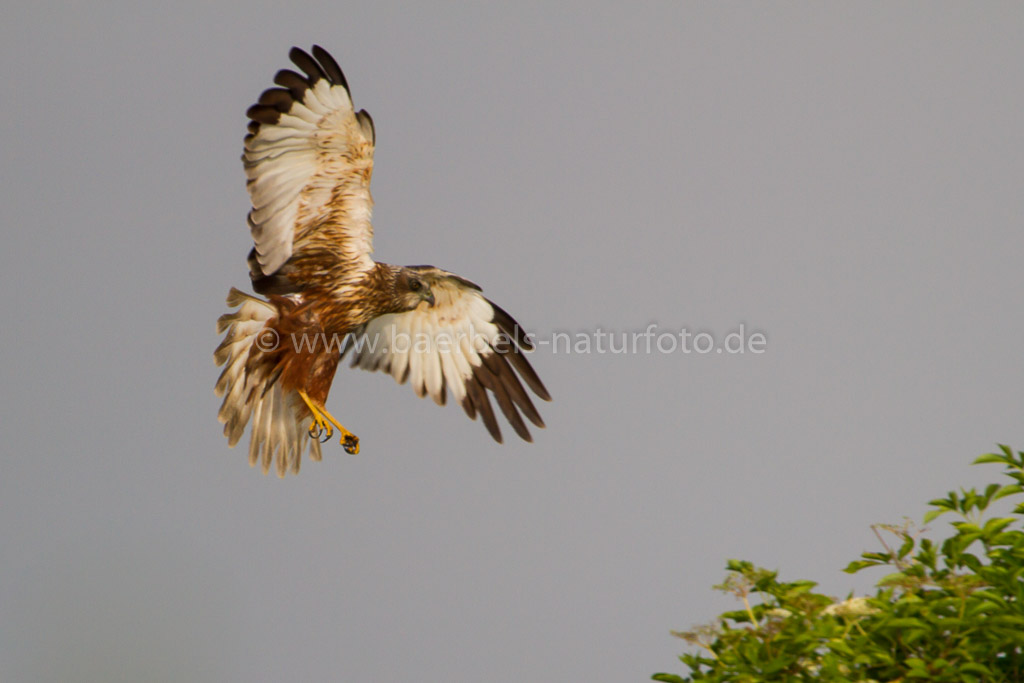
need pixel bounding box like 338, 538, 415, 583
273, 69, 310, 99
246, 103, 282, 125
466, 378, 502, 444
289, 46, 326, 83
311, 44, 350, 92
491, 301, 534, 351
257, 87, 294, 113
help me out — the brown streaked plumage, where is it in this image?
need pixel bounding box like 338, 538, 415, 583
215, 46, 550, 476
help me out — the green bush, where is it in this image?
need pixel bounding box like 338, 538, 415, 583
654, 446, 1024, 682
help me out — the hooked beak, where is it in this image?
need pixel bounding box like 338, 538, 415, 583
424, 292, 436, 307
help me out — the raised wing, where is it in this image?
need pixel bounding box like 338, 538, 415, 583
244, 45, 377, 289
345, 268, 551, 443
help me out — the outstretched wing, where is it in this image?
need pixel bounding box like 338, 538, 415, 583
344, 268, 551, 443
244, 45, 377, 290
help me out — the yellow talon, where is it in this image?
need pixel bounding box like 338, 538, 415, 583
297, 390, 360, 454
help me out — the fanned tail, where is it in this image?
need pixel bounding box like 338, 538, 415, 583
214, 288, 321, 476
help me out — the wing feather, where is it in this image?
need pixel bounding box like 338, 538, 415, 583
244, 46, 376, 281
466, 377, 501, 443
344, 270, 550, 443
311, 45, 349, 90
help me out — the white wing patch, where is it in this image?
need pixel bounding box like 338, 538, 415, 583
345, 272, 550, 443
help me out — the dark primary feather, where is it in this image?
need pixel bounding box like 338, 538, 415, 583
273, 69, 310, 99
464, 378, 501, 443
482, 352, 544, 428
476, 358, 532, 442
257, 87, 293, 112
246, 104, 281, 125
288, 46, 328, 83
491, 301, 535, 351
505, 349, 550, 401
311, 44, 349, 92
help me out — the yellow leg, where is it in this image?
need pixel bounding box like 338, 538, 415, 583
298, 389, 332, 439
297, 390, 360, 455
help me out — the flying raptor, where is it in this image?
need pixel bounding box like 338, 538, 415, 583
215, 46, 550, 476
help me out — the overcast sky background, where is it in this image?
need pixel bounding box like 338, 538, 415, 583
3, 2, 1023, 681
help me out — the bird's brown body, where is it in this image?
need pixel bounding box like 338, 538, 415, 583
249, 296, 338, 413
249, 263, 426, 420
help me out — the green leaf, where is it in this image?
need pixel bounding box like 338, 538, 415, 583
877, 572, 912, 586
883, 617, 928, 629
861, 551, 892, 563
953, 521, 982, 534
843, 559, 880, 574
994, 484, 1023, 500
905, 657, 931, 678
974, 452, 1008, 464
651, 675, 687, 683
959, 662, 993, 677
982, 516, 1015, 537
724, 559, 752, 572
720, 609, 753, 623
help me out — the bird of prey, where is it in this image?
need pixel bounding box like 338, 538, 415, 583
215, 46, 550, 476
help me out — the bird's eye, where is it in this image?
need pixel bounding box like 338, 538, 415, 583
409, 279, 422, 292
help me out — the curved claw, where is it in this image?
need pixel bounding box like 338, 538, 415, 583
342, 434, 360, 455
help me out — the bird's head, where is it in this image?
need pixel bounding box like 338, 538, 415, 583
394, 268, 436, 310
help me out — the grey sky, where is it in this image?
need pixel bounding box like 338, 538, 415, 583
3, 2, 1024, 681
